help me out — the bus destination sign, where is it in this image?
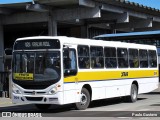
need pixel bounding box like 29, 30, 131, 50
25, 41, 51, 48
14, 39, 60, 50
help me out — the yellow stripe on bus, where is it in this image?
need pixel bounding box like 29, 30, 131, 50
64, 70, 158, 83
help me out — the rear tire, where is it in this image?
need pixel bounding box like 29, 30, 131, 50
35, 104, 51, 110
125, 84, 138, 103
75, 88, 91, 110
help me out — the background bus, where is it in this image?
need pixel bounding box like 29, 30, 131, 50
12, 36, 159, 110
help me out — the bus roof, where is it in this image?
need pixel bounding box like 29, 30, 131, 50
16, 36, 68, 41
93, 30, 160, 40
14, 36, 156, 50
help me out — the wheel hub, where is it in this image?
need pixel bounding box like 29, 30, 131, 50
80, 93, 87, 105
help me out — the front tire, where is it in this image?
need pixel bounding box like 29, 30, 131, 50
126, 84, 138, 102
75, 88, 91, 110
35, 104, 51, 110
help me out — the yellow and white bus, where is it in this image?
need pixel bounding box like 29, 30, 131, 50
12, 36, 159, 110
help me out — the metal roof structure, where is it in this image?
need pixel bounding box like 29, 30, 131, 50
101, 0, 160, 15
1, 0, 160, 14
1, 0, 160, 33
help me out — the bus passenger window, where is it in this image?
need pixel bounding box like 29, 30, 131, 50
129, 49, 139, 68
149, 50, 157, 68
78, 45, 90, 69
70, 50, 76, 69
139, 49, 148, 68
117, 48, 128, 68
104, 47, 117, 68
90, 46, 104, 68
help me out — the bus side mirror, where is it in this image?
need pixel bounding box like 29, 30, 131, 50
4, 48, 13, 61
4, 48, 13, 55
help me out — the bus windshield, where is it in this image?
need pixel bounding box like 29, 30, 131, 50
13, 51, 61, 82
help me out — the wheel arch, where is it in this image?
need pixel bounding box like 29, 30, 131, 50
82, 84, 92, 100
132, 80, 139, 92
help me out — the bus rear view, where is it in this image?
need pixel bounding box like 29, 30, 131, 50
12, 37, 62, 109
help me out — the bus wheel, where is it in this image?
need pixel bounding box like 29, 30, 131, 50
35, 104, 51, 110
75, 88, 91, 110
126, 84, 138, 103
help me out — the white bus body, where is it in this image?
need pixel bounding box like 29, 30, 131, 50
12, 36, 159, 110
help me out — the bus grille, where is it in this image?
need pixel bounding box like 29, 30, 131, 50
25, 97, 43, 101
24, 91, 46, 95
18, 84, 49, 90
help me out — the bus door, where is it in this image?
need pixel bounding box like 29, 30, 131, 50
63, 44, 79, 103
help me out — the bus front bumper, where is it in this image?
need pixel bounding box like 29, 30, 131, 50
12, 92, 62, 105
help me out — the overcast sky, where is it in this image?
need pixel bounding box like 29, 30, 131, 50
0, 0, 160, 10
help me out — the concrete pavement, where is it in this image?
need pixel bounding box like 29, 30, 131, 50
0, 97, 12, 107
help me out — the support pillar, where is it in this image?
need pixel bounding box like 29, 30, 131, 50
48, 11, 57, 36
0, 24, 4, 71
81, 26, 87, 38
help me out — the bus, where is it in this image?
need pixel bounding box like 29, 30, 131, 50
12, 36, 159, 110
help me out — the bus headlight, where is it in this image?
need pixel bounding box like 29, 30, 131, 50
48, 87, 57, 95
12, 84, 21, 94
48, 84, 61, 95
